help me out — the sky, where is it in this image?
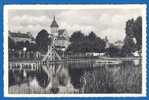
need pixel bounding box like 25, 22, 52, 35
8, 6, 144, 43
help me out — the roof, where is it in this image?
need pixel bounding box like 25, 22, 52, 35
58, 29, 65, 35
50, 16, 59, 28
9, 32, 31, 38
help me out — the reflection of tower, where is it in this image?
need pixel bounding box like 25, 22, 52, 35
50, 16, 59, 36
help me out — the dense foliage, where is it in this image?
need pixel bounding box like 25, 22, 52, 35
123, 16, 142, 54
67, 31, 106, 53
35, 29, 51, 54
106, 16, 142, 57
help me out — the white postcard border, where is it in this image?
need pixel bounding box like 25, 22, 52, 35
3, 4, 147, 97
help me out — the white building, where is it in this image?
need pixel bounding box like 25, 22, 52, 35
9, 31, 35, 44
114, 40, 124, 49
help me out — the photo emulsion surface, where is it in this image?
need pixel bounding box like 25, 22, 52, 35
4, 5, 146, 97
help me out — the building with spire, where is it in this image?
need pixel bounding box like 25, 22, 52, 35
50, 16, 59, 35
50, 16, 70, 51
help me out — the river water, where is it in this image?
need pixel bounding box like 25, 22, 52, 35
9, 59, 142, 94
68, 59, 142, 93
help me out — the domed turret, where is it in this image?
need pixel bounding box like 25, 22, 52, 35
51, 16, 59, 28
50, 16, 59, 35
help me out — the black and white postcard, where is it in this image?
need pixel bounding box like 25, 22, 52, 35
3, 4, 147, 97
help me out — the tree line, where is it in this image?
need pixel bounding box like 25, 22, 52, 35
66, 16, 142, 57
66, 31, 106, 53
8, 16, 142, 57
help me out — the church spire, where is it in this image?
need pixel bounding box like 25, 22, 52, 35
54, 16, 56, 21
50, 16, 59, 28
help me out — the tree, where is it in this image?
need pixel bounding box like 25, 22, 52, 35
125, 16, 142, 51
122, 36, 136, 56
8, 37, 15, 49
35, 29, 50, 54
67, 31, 85, 53
133, 16, 142, 50
67, 31, 106, 53
106, 44, 122, 57
95, 37, 106, 52
121, 16, 142, 57
70, 31, 85, 43
125, 18, 134, 37
88, 31, 96, 41
86, 32, 106, 53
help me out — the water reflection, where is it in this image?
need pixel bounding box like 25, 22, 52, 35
67, 59, 142, 93
9, 59, 142, 94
